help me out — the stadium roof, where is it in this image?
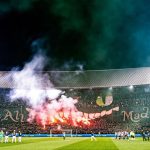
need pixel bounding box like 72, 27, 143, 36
0, 67, 150, 89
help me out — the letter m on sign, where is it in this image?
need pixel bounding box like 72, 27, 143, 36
122, 111, 132, 121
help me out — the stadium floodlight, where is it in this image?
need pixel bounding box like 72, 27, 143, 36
129, 85, 134, 90
109, 87, 113, 90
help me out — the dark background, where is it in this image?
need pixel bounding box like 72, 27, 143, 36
0, 0, 150, 70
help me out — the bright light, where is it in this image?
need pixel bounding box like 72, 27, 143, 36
109, 87, 113, 90
129, 85, 134, 90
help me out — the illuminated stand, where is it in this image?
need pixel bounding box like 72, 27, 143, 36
50, 129, 73, 137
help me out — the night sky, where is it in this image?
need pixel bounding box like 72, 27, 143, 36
0, 0, 150, 70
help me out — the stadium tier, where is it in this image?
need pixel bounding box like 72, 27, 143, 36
0, 68, 150, 134
0, 67, 150, 88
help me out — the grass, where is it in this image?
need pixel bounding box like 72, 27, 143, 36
0, 137, 150, 150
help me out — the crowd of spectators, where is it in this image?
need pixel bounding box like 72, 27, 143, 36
0, 86, 150, 134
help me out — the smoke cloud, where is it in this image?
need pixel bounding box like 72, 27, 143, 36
0, 0, 36, 13
8, 52, 90, 126
10, 53, 60, 106
1, 0, 150, 69
50, 0, 150, 69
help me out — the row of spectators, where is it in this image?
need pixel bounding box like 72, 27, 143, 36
0, 119, 149, 135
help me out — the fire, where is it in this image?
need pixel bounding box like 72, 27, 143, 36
27, 98, 91, 127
